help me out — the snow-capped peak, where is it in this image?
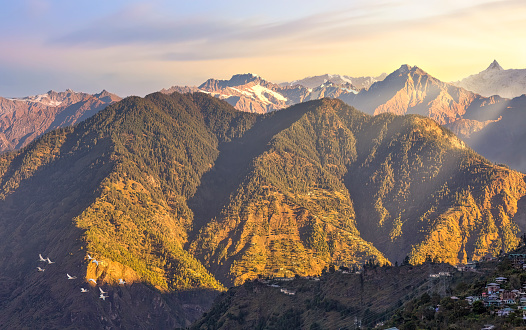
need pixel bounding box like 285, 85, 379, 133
453, 60, 526, 99
9, 92, 62, 107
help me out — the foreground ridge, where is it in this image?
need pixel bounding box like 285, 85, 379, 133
1, 93, 525, 328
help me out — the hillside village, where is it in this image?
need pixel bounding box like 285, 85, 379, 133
192, 246, 526, 329
460, 254, 526, 318
262, 253, 526, 317
384, 250, 526, 329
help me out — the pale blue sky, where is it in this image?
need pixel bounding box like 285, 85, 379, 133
1, 0, 525, 97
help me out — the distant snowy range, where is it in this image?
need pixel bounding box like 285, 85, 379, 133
1, 60, 526, 171
453, 60, 526, 99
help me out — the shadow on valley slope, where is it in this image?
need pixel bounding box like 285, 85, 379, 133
187, 101, 319, 238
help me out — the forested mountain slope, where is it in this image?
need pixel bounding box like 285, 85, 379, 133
1, 92, 525, 327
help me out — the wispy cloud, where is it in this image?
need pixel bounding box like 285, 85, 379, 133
48, 0, 521, 62
49, 8, 366, 47
2, 0, 525, 97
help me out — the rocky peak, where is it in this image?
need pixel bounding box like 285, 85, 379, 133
228, 73, 261, 86
94, 90, 121, 103
397, 64, 413, 74
95, 89, 110, 97
199, 73, 263, 91
486, 60, 503, 71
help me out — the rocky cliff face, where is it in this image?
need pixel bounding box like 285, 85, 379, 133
0, 89, 120, 152
347, 65, 506, 125
161, 74, 363, 114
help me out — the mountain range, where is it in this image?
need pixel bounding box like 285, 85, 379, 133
453, 60, 526, 99
161, 63, 526, 172
160, 73, 385, 114
2, 92, 526, 327
280, 72, 387, 89
0, 89, 121, 152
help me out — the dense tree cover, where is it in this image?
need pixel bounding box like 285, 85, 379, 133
346, 113, 526, 264
1, 92, 526, 328
387, 247, 526, 329
191, 262, 462, 330
191, 98, 526, 285
0, 93, 256, 328
190, 100, 388, 285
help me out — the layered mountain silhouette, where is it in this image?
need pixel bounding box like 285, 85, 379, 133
343, 64, 526, 172
280, 72, 387, 89
163, 65, 526, 172
2, 92, 526, 327
0, 89, 121, 152
454, 60, 526, 99
161, 73, 380, 114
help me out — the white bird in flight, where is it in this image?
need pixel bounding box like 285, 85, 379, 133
87, 254, 94, 260
99, 293, 108, 301
36, 267, 45, 272
46, 257, 55, 264
39, 254, 46, 262
80, 288, 89, 293
67, 273, 77, 280
92, 259, 99, 266
119, 279, 126, 285
99, 287, 107, 294
88, 278, 97, 284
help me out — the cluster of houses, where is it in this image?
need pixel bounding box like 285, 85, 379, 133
256, 276, 303, 296
465, 276, 526, 317
508, 253, 526, 270
429, 271, 451, 278
280, 288, 295, 295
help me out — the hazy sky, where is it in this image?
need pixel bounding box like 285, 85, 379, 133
1, 0, 525, 97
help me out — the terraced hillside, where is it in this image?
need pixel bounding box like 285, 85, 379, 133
1, 92, 525, 327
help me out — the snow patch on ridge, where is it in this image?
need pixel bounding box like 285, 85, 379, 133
251, 84, 288, 103
453, 61, 526, 98
9, 94, 63, 107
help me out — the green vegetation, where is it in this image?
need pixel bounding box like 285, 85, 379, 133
1, 93, 526, 328
387, 247, 526, 329
192, 263, 459, 330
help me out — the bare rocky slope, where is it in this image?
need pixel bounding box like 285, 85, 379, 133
0, 89, 121, 152
161, 73, 376, 114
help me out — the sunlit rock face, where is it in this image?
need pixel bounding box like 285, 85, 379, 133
0, 89, 121, 152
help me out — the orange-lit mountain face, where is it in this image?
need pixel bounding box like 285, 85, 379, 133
0, 89, 121, 152
161, 73, 374, 114
2, 93, 526, 328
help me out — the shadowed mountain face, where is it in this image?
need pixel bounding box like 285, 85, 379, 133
1, 93, 526, 327
462, 95, 526, 171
